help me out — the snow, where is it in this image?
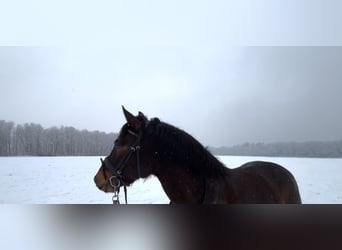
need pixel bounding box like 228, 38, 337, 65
0, 156, 341, 204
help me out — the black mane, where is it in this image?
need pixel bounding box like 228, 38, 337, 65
144, 118, 226, 177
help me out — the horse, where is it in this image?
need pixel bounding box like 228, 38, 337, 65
94, 106, 302, 204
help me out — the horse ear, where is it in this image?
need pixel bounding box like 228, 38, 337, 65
138, 111, 148, 124
122, 106, 140, 130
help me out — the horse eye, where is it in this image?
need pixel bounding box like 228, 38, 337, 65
113, 139, 120, 147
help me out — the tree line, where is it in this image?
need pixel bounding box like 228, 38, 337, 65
209, 140, 342, 158
0, 120, 117, 156
2, 119, 342, 157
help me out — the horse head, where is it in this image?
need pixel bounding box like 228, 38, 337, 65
94, 106, 151, 195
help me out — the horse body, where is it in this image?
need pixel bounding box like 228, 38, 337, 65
152, 160, 301, 204
94, 107, 302, 204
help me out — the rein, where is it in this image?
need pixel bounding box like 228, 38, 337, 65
100, 125, 145, 205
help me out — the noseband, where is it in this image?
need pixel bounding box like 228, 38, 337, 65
100, 126, 144, 204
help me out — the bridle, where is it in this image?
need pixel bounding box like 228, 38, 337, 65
100, 124, 145, 205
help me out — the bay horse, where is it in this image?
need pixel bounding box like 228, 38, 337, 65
94, 106, 302, 204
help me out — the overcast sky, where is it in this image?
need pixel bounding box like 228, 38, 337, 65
1, 1, 342, 146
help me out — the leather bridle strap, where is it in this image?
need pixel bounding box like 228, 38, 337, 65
101, 128, 144, 204
104, 145, 138, 177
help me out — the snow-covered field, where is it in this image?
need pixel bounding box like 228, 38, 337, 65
0, 156, 341, 204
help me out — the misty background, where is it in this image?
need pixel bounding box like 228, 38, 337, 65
1, 46, 342, 149
1, 1, 342, 152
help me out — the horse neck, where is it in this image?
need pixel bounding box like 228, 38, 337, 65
142, 121, 229, 203
153, 161, 205, 204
